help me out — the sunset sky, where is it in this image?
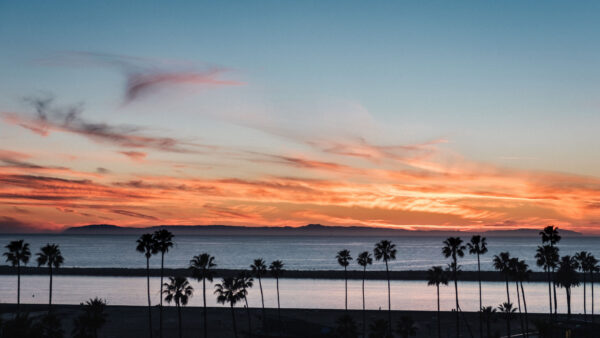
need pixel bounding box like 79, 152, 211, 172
1, 1, 599, 233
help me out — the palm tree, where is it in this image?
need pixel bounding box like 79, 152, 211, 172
481, 306, 497, 338
189, 253, 216, 338
237, 272, 254, 337
514, 259, 531, 338
153, 229, 174, 338
336, 249, 353, 311
584, 253, 599, 323
357, 251, 373, 338
493, 253, 512, 306
3, 240, 31, 314
36, 243, 64, 310
136, 233, 157, 338
556, 255, 580, 320
163, 276, 193, 338
540, 225, 561, 315
427, 266, 448, 338
535, 245, 558, 316
250, 258, 268, 330
215, 276, 244, 338
467, 235, 487, 338
374, 239, 396, 334
442, 236, 464, 338
574, 251, 590, 322
72, 297, 108, 338
395, 316, 417, 338
269, 260, 285, 329
498, 302, 516, 338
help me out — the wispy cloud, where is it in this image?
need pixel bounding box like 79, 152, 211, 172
41, 52, 243, 103
2, 97, 212, 154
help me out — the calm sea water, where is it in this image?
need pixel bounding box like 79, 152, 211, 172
0, 234, 598, 271
0, 275, 592, 314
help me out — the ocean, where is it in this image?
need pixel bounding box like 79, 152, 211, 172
0, 234, 597, 271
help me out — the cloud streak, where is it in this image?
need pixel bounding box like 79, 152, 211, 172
3, 97, 212, 154
41, 52, 242, 103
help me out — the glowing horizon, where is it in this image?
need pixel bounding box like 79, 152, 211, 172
1, 2, 599, 234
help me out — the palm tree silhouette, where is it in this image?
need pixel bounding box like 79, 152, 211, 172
215, 276, 244, 338
336, 249, 353, 311
269, 260, 285, 329
514, 259, 531, 337
467, 235, 487, 338
427, 266, 448, 338
374, 239, 396, 335
395, 316, 417, 338
72, 297, 108, 338
3, 239, 31, 315
535, 244, 558, 316
498, 302, 516, 338
584, 253, 599, 323
556, 255, 580, 320
481, 306, 496, 338
357, 251, 373, 338
574, 251, 590, 322
136, 233, 157, 338
493, 253, 512, 307
36, 243, 64, 310
540, 226, 561, 315
442, 237, 464, 338
163, 276, 193, 338
189, 253, 216, 338
250, 258, 268, 331
153, 229, 174, 338
237, 272, 254, 337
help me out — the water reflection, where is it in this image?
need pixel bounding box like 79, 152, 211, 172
0, 275, 590, 314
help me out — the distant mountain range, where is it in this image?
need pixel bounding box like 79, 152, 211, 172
62, 223, 583, 237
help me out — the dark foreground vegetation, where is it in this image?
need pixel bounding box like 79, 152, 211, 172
2, 304, 600, 338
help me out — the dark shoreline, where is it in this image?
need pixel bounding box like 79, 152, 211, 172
0, 265, 565, 282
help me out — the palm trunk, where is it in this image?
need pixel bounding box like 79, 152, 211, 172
17, 262, 21, 316
276, 277, 281, 331
486, 316, 491, 338
546, 267, 552, 316
520, 281, 529, 338
583, 273, 587, 322
146, 257, 153, 338
504, 276, 511, 338
453, 258, 459, 338
344, 266, 348, 311
566, 288, 571, 320
203, 277, 207, 338
385, 260, 392, 335
591, 271, 595, 324
258, 275, 266, 332
244, 292, 252, 337
477, 253, 482, 338
552, 269, 558, 317
362, 266, 366, 338
160, 252, 164, 338
515, 281, 524, 338
49, 265, 53, 310
437, 284, 441, 338
177, 303, 182, 338
231, 303, 238, 338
